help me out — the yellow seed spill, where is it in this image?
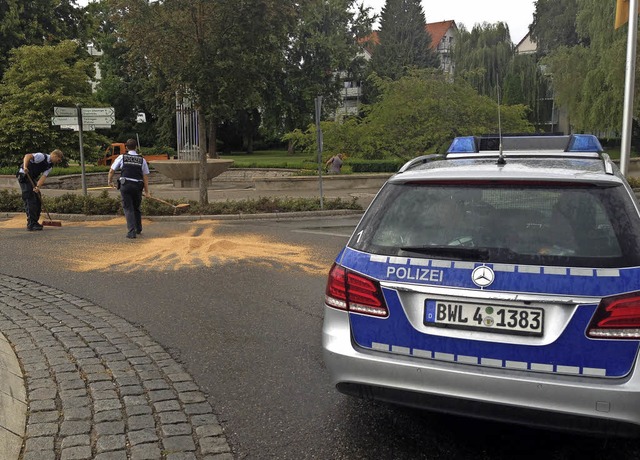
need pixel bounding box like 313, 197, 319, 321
0, 217, 329, 274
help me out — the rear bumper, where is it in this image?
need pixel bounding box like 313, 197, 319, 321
322, 307, 640, 437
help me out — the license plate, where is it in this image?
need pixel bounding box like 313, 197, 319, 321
424, 300, 544, 336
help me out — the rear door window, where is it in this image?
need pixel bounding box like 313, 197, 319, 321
350, 182, 640, 268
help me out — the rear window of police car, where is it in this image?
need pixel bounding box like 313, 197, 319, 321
349, 182, 640, 268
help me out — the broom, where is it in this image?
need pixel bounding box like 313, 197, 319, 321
147, 196, 190, 214
25, 173, 62, 227
89, 187, 190, 214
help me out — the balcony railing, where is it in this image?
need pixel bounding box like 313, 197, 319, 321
342, 87, 361, 98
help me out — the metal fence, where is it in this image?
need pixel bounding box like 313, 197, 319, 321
175, 96, 199, 161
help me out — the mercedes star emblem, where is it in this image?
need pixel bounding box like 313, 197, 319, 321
472, 265, 495, 288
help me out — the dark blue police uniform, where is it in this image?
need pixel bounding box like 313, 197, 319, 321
113, 153, 148, 238
17, 153, 53, 230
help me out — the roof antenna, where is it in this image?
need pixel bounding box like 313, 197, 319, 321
496, 75, 506, 166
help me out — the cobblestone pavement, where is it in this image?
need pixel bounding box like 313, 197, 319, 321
0, 274, 233, 460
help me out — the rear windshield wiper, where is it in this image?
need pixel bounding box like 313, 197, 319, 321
399, 246, 490, 260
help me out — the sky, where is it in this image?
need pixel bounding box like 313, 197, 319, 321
361, 0, 536, 45
76, 0, 535, 45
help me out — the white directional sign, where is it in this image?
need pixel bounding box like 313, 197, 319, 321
59, 124, 98, 131
52, 106, 115, 196
52, 116, 80, 125
86, 116, 115, 125
81, 107, 115, 117
54, 107, 77, 117
52, 107, 115, 131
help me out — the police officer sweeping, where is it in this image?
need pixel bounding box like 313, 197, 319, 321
107, 138, 151, 239
16, 149, 64, 231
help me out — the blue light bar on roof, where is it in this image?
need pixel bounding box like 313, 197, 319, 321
566, 134, 603, 153
447, 136, 477, 154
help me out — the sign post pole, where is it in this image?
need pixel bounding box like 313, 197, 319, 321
315, 96, 324, 210
76, 104, 87, 196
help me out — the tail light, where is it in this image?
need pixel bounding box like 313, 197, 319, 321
325, 263, 388, 317
587, 292, 640, 339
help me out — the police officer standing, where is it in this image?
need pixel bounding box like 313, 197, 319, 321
107, 138, 151, 239
17, 149, 64, 231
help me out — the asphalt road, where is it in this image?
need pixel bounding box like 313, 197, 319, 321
2, 214, 640, 459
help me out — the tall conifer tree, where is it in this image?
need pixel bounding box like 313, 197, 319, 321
369, 0, 439, 81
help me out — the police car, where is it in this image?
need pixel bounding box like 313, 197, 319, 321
322, 134, 640, 436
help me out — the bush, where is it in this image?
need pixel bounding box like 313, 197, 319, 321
185, 196, 361, 215
0, 190, 361, 216
0, 189, 24, 212
45, 192, 122, 215
627, 176, 640, 188
348, 159, 404, 173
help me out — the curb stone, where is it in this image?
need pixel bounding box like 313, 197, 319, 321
0, 330, 26, 460
0, 274, 233, 460
0, 209, 363, 222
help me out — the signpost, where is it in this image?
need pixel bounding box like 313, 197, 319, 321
52, 106, 115, 195
52, 107, 115, 131
77, 106, 87, 196
315, 96, 324, 210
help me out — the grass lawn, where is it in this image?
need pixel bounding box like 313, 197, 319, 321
219, 150, 322, 169
602, 146, 640, 160
605, 147, 622, 159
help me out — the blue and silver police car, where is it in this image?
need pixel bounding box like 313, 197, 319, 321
322, 134, 640, 436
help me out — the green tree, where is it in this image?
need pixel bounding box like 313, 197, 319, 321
502, 53, 552, 131
543, 0, 629, 133
113, 0, 296, 204
0, 41, 98, 167
85, 1, 172, 149
368, 0, 439, 82
529, 0, 582, 56
292, 70, 533, 160
263, 0, 374, 154
0, 0, 84, 79
452, 22, 514, 99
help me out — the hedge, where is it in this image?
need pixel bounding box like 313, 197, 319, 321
0, 190, 361, 216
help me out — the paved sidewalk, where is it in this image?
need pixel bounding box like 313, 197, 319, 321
0, 176, 385, 459
0, 274, 233, 460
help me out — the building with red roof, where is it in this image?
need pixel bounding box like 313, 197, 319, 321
426, 20, 457, 73
359, 20, 457, 73
338, 21, 457, 118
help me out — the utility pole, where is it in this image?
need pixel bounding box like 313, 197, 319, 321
619, 0, 638, 176
315, 96, 324, 210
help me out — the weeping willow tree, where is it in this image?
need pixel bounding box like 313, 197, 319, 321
452, 22, 514, 99
530, 0, 582, 56
543, 0, 629, 133
502, 53, 552, 130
